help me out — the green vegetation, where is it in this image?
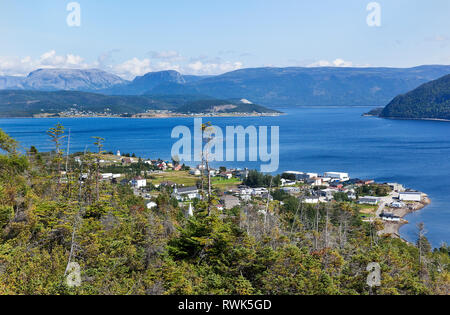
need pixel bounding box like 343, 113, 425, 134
0, 126, 448, 295
381, 74, 450, 120
211, 177, 242, 190
149, 171, 199, 187
243, 170, 282, 188
357, 184, 392, 197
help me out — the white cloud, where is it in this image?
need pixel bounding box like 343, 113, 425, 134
187, 61, 243, 75
148, 50, 182, 61
0, 50, 245, 79
0, 50, 89, 76
112, 57, 152, 78
308, 58, 354, 67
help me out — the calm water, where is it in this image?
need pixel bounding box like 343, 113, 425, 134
0, 107, 449, 247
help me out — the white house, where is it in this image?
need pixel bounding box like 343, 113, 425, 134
388, 183, 404, 192
146, 202, 157, 210
130, 177, 147, 188
307, 177, 324, 186
303, 197, 320, 204
390, 201, 405, 208
219, 172, 233, 180
101, 173, 113, 180
381, 213, 401, 222
251, 188, 268, 196
189, 169, 202, 176
358, 196, 381, 205
399, 191, 422, 202
173, 186, 200, 201
324, 172, 350, 182
281, 178, 297, 187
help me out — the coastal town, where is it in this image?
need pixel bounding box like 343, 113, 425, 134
79, 150, 430, 241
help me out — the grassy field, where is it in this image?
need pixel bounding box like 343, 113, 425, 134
212, 177, 242, 190
147, 171, 242, 190
357, 204, 378, 214
149, 171, 198, 187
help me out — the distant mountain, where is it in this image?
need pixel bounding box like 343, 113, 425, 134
104, 70, 205, 95
0, 76, 25, 89
24, 69, 128, 91
3, 65, 450, 107
0, 69, 128, 92
180, 65, 450, 107
380, 74, 450, 120
104, 65, 450, 107
0, 90, 278, 117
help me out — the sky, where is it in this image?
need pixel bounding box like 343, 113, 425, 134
0, 0, 449, 79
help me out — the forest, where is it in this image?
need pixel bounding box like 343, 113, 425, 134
0, 125, 448, 295
381, 74, 450, 120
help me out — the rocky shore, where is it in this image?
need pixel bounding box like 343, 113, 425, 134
380, 195, 431, 240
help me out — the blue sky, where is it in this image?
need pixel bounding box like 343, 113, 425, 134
0, 0, 449, 78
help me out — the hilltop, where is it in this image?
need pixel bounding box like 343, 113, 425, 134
380, 74, 450, 120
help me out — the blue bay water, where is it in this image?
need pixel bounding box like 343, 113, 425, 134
0, 106, 449, 246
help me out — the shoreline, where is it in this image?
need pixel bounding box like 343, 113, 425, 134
0, 112, 284, 120
364, 114, 450, 122
380, 196, 431, 241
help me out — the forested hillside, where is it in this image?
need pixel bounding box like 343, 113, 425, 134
0, 91, 277, 117
381, 74, 450, 120
0, 127, 448, 295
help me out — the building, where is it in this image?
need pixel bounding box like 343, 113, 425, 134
281, 178, 296, 187
390, 201, 405, 208
388, 183, 404, 192
303, 197, 320, 204
399, 191, 422, 202
189, 169, 202, 176
320, 188, 339, 200
146, 202, 157, 210
324, 172, 350, 182
358, 196, 381, 205
130, 177, 147, 188
101, 173, 114, 180
251, 188, 268, 196
173, 186, 200, 201
380, 213, 401, 222
281, 187, 300, 194
306, 177, 324, 186
284, 171, 318, 181
219, 172, 233, 180
187, 203, 194, 217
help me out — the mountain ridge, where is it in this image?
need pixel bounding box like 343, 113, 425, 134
2, 65, 450, 107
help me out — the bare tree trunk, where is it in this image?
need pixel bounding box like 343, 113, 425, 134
264, 178, 273, 234
325, 204, 329, 248
315, 204, 320, 250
